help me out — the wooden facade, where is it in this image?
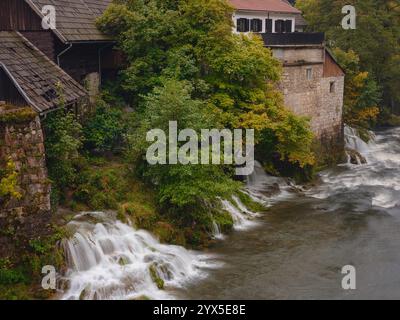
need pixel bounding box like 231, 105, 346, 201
0, 0, 43, 31
0, 0, 121, 110
323, 52, 345, 78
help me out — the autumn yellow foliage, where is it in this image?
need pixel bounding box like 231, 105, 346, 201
0, 158, 21, 201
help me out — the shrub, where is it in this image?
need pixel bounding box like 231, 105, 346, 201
83, 100, 127, 153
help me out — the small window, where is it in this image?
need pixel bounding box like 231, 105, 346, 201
306, 68, 313, 80
250, 19, 262, 33
237, 18, 249, 32
330, 81, 336, 93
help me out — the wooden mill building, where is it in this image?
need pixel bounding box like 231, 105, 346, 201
0, 0, 117, 114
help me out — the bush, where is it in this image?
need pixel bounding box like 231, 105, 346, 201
83, 100, 127, 153
43, 110, 83, 200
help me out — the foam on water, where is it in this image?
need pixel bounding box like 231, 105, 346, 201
60, 212, 218, 300
310, 126, 400, 211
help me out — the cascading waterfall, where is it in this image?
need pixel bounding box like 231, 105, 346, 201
246, 160, 294, 206
220, 199, 257, 231
344, 126, 373, 154
59, 162, 295, 300
60, 212, 216, 300
344, 125, 376, 164
310, 126, 400, 210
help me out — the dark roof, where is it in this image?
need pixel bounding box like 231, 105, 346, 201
230, 0, 301, 14
0, 31, 87, 114
25, 0, 112, 42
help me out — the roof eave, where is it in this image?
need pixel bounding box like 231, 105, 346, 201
235, 8, 302, 15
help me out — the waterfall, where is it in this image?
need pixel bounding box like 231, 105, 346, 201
59, 161, 299, 300
344, 126, 372, 154
344, 125, 376, 164
60, 212, 215, 300
220, 199, 257, 231
210, 220, 224, 240
310, 127, 400, 209
245, 160, 294, 206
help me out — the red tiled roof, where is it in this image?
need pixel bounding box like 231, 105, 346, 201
230, 0, 301, 14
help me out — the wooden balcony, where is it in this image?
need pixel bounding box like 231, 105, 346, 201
261, 32, 325, 47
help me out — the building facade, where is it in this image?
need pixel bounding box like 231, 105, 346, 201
230, 0, 345, 144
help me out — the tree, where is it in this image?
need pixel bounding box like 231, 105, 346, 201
333, 48, 381, 128
127, 79, 240, 208
98, 0, 315, 170
297, 0, 400, 114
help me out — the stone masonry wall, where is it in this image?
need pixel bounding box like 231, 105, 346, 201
271, 46, 344, 144
279, 64, 344, 140
0, 108, 51, 215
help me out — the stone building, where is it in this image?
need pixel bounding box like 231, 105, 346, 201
230, 0, 345, 146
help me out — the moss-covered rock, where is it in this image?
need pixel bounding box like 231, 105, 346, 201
149, 264, 164, 290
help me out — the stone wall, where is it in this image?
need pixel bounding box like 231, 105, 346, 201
0, 106, 51, 215
272, 45, 324, 64
271, 46, 344, 145
279, 64, 344, 140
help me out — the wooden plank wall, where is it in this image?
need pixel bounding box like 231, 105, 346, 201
323, 52, 345, 78
21, 31, 57, 62
59, 44, 101, 83
0, 0, 43, 31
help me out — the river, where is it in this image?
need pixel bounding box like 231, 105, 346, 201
60, 127, 400, 300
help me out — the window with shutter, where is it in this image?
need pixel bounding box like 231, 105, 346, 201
275, 20, 284, 33
265, 19, 273, 33
251, 19, 262, 32
237, 18, 250, 32
284, 20, 293, 33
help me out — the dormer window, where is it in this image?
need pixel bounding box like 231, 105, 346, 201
250, 19, 262, 33
237, 18, 249, 32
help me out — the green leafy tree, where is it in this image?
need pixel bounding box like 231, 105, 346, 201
332, 48, 381, 128
98, 0, 315, 170
128, 79, 240, 208
83, 100, 127, 153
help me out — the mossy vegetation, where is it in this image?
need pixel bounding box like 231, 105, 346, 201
234, 191, 266, 213
62, 156, 238, 248
149, 264, 164, 290
0, 106, 36, 124
0, 226, 67, 300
